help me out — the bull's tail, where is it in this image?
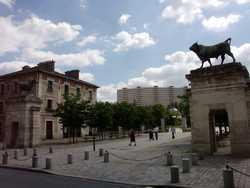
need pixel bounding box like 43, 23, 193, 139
224, 38, 232, 44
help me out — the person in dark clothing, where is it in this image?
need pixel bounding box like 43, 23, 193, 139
149, 129, 154, 141
129, 129, 136, 146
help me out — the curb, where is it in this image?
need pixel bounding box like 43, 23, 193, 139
0, 165, 190, 188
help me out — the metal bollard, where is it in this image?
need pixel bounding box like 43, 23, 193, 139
23, 148, 28, 156
67, 154, 73, 164
99, 148, 104, 157
45, 157, 52, 169
84, 151, 89, 160
191, 153, 198, 166
182, 158, 191, 173
170, 165, 180, 183
166, 152, 173, 166
2, 152, 8, 165
49, 147, 53, 154
32, 155, 38, 168
104, 151, 109, 163
14, 150, 18, 160
223, 166, 234, 188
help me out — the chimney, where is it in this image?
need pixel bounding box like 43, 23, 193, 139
38, 60, 55, 72
65, 70, 79, 80
22, 65, 31, 70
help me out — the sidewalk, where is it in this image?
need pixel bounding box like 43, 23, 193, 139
1, 131, 250, 188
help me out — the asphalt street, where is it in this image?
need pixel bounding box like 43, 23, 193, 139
0, 168, 135, 188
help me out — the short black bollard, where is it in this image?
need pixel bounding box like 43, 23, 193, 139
170, 165, 180, 183
166, 152, 173, 166
99, 148, 104, 157
182, 158, 191, 173
49, 147, 53, 154
14, 150, 18, 160
104, 151, 109, 163
32, 155, 38, 168
67, 154, 73, 164
23, 148, 28, 156
84, 151, 89, 160
223, 166, 234, 188
2, 152, 8, 165
45, 157, 52, 169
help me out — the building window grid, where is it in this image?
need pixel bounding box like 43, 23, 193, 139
64, 85, 69, 96
47, 80, 53, 92
47, 99, 53, 110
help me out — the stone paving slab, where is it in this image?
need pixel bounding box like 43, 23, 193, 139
1, 131, 250, 188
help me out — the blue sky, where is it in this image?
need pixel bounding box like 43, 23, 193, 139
1, 0, 250, 101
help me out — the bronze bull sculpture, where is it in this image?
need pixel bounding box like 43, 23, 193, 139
189, 38, 236, 68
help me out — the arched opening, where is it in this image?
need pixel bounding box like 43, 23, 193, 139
209, 109, 231, 155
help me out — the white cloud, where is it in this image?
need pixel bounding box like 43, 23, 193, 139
0, 15, 82, 56
113, 31, 156, 52
20, 48, 105, 68
0, 0, 15, 8
80, 0, 87, 9
202, 14, 241, 32
79, 72, 95, 82
77, 35, 97, 47
143, 23, 150, 30
118, 14, 131, 25
0, 61, 35, 75
159, 0, 165, 4
161, 0, 226, 24
234, 0, 250, 4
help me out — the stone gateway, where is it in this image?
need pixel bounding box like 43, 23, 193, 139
186, 63, 250, 157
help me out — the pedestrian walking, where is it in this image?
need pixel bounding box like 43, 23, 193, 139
129, 129, 136, 146
149, 129, 154, 141
171, 127, 176, 139
154, 127, 159, 140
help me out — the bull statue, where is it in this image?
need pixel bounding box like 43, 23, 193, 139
189, 38, 236, 69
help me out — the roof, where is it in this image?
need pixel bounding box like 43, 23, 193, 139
0, 66, 99, 88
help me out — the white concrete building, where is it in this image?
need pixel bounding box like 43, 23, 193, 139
117, 86, 186, 107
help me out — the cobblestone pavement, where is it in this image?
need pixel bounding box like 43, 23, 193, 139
1, 130, 250, 188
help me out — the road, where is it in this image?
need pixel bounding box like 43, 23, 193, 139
0, 168, 135, 188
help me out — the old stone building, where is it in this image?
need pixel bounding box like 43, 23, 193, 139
187, 63, 250, 156
0, 60, 98, 148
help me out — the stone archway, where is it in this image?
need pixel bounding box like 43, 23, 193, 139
209, 109, 230, 155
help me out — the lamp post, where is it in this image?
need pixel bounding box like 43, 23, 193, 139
93, 127, 96, 151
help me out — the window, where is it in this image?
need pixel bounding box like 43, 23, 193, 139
76, 87, 81, 97
47, 80, 53, 92
0, 102, 3, 113
47, 99, 53, 110
64, 85, 69, 96
0, 122, 2, 141
89, 90, 92, 101
0, 84, 4, 96
14, 82, 18, 94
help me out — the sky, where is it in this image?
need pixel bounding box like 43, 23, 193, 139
1, 0, 250, 102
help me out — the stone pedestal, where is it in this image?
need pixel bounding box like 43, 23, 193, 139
186, 63, 250, 156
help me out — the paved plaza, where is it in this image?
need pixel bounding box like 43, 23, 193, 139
1, 130, 250, 188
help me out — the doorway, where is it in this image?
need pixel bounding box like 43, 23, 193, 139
46, 121, 53, 139
11, 122, 19, 147
209, 109, 231, 155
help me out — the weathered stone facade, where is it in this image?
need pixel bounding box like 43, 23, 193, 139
186, 63, 250, 156
0, 61, 98, 148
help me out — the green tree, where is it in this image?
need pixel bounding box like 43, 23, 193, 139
151, 104, 165, 127
88, 102, 113, 139
178, 95, 191, 127
54, 94, 90, 143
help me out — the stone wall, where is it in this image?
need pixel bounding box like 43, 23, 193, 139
186, 63, 250, 156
